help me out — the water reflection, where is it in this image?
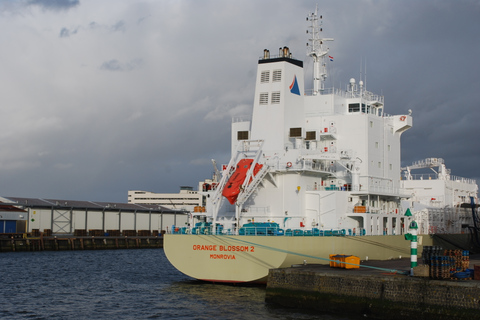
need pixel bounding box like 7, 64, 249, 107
163, 280, 352, 320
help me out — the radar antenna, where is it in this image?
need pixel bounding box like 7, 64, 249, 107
306, 6, 333, 95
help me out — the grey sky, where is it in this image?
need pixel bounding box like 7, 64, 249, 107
0, 0, 479, 202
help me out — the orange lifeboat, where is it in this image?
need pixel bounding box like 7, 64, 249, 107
222, 159, 263, 204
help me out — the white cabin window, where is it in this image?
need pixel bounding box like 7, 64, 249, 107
388, 145, 391, 151
375, 142, 379, 148
378, 162, 381, 168
271, 92, 281, 104
273, 70, 282, 82
261, 71, 270, 83
389, 164, 392, 170
370, 121, 374, 128
259, 93, 268, 105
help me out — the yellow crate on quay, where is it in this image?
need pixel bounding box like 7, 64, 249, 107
329, 254, 360, 269
329, 254, 339, 267
330, 254, 347, 268
344, 255, 360, 269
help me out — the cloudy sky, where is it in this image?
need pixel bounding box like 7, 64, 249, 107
0, 0, 479, 203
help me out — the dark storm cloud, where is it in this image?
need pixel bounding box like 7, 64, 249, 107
27, 0, 79, 11
59, 19, 125, 38
59, 26, 78, 37
101, 59, 122, 71
111, 20, 126, 32
137, 15, 151, 25
88, 20, 126, 32
100, 58, 143, 71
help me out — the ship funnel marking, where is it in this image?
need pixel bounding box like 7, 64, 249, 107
290, 75, 300, 95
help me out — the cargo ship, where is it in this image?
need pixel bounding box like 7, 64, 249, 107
164, 8, 478, 283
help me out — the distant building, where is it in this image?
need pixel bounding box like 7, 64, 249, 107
128, 179, 219, 212
128, 186, 202, 212
0, 200, 28, 233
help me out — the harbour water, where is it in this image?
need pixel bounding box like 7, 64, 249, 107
0, 249, 353, 319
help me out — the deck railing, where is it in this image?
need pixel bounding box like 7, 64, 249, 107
404, 173, 476, 185
170, 226, 368, 237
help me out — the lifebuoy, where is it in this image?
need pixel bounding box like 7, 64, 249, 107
286, 162, 292, 168
400, 116, 406, 121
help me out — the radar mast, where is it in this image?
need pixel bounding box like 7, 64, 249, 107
306, 6, 333, 95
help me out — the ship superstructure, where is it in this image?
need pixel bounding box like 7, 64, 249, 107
401, 158, 478, 234
202, 8, 412, 237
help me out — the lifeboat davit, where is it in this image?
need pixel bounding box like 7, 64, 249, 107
222, 159, 263, 204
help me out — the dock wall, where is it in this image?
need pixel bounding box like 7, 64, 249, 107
0, 235, 163, 252
266, 268, 480, 320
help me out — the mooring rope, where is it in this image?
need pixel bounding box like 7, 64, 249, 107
343, 236, 411, 255
220, 235, 409, 275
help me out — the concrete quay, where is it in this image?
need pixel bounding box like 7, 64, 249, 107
266, 256, 480, 320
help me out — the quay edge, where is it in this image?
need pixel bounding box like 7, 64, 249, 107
0, 235, 163, 252
265, 258, 480, 320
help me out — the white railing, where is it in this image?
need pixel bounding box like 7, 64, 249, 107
304, 88, 335, 96
263, 159, 337, 173
232, 116, 251, 123
169, 225, 355, 237
304, 87, 384, 105
404, 173, 476, 185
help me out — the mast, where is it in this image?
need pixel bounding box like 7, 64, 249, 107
306, 6, 333, 95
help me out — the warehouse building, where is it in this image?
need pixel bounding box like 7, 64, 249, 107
0, 196, 187, 235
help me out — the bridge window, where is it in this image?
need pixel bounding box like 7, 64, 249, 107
289, 127, 302, 137
306, 131, 316, 140
349, 103, 360, 112
237, 131, 249, 140
348, 103, 366, 113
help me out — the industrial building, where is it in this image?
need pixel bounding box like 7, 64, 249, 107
0, 196, 188, 235
128, 186, 205, 211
